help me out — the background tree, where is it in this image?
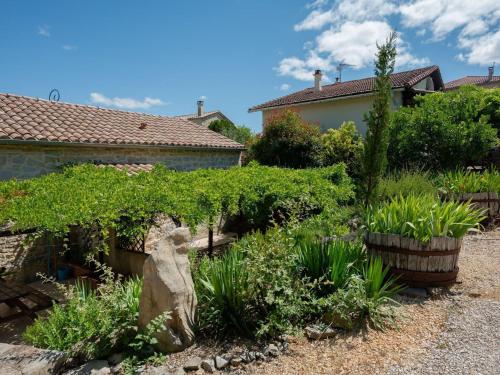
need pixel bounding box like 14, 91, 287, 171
208, 119, 254, 145
362, 32, 397, 205
387, 86, 499, 170
322, 121, 364, 183
249, 110, 323, 168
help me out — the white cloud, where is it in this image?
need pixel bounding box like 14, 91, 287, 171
295, 0, 398, 31
399, 0, 500, 41
90, 92, 166, 110
38, 25, 50, 37
316, 21, 394, 69
62, 44, 77, 51
279, 0, 498, 82
280, 83, 291, 91
458, 30, 500, 65
295, 9, 335, 31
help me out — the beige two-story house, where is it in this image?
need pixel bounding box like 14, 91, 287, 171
249, 66, 444, 135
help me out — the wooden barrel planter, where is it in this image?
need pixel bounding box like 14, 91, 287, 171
456, 192, 499, 218
364, 232, 463, 287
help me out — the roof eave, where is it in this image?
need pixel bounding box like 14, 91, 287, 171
0, 139, 245, 151
248, 88, 405, 113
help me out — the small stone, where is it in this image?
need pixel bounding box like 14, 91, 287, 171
231, 357, 243, 367
305, 326, 336, 340
183, 356, 202, 371
201, 359, 215, 373
255, 352, 266, 361
264, 344, 280, 357
214, 356, 229, 370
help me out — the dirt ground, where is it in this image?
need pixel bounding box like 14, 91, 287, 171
245, 229, 500, 375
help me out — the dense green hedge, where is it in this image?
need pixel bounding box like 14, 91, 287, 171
0, 163, 353, 238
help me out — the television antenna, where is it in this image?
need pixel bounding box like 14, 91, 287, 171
336, 61, 354, 82
48, 89, 60, 102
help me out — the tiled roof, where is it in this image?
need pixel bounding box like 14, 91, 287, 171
444, 76, 500, 90
96, 163, 154, 175
0, 93, 244, 150
175, 110, 219, 120
250, 66, 441, 111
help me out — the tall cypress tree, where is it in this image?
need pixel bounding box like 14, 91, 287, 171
362, 32, 397, 206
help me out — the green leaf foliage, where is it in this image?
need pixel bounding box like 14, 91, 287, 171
436, 169, 500, 195
208, 119, 254, 145
362, 32, 397, 205
24, 274, 143, 359
388, 86, 499, 170
0, 163, 353, 240
364, 194, 485, 242
248, 110, 324, 168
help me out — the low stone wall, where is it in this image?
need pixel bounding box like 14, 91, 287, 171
0, 230, 59, 282
0, 144, 242, 180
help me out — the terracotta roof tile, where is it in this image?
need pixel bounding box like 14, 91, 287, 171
249, 66, 441, 111
444, 76, 500, 90
0, 93, 244, 150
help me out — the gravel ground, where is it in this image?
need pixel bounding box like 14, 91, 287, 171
247, 228, 500, 375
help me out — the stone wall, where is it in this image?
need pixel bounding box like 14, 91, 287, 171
0, 231, 56, 282
0, 144, 242, 180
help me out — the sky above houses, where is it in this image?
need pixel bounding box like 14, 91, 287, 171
1, 0, 499, 132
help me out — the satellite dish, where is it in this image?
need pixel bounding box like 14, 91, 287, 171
49, 89, 60, 102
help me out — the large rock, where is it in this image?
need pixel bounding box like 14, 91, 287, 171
0, 343, 66, 375
138, 217, 197, 353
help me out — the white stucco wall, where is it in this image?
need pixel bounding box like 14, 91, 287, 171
262, 90, 403, 135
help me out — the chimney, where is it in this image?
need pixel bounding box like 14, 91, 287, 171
488, 65, 494, 81
197, 100, 204, 117
335, 77, 340, 83
314, 69, 323, 92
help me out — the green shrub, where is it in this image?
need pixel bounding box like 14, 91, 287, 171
322, 121, 364, 170
295, 238, 365, 293
437, 169, 500, 195
0, 163, 353, 240
208, 119, 254, 145
196, 249, 255, 336
362, 256, 402, 329
377, 170, 437, 200
249, 110, 324, 168
364, 194, 485, 242
24, 272, 142, 359
388, 86, 499, 170
318, 256, 401, 330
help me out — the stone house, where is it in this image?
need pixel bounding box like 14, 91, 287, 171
249, 66, 444, 135
0, 93, 244, 180
175, 99, 234, 127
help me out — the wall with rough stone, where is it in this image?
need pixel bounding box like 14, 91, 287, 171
0, 144, 242, 180
0, 231, 56, 282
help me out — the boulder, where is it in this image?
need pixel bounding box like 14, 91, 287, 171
64, 360, 110, 375
0, 343, 66, 375
138, 216, 197, 353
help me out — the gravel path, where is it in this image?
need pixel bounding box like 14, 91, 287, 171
384, 229, 500, 375
385, 299, 500, 375
250, 229, 500, 375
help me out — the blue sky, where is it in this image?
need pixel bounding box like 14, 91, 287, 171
1, 0, 499, 132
